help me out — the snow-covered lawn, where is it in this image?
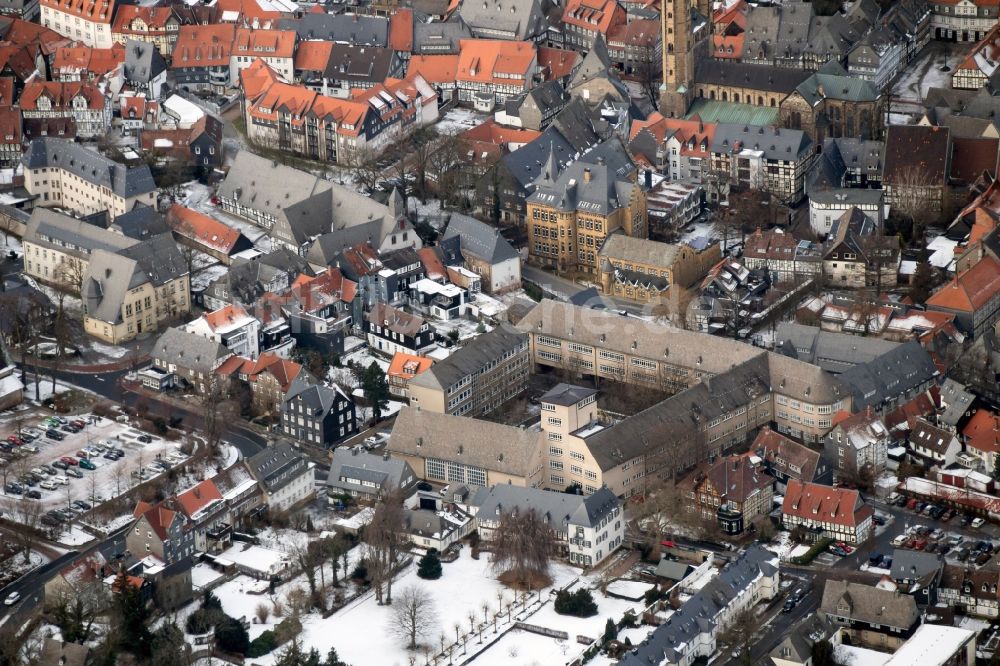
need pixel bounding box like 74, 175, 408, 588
54, 524, 95, 547
434, 108, 487, 136
192, 563, 225, 590
764, 531, 797, 560
191, 263, 229, 292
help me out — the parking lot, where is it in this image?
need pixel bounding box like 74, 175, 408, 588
0, 412, 189, 522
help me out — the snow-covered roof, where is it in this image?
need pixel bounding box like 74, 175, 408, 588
162, 94, 205, 127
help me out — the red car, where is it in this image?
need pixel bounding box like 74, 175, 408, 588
70, 420, 86, 429
6, 435, 22, 446
835, 541, 854, 554
906, 498, 919, 510
60, 456, 78, 466
76, 450, 90, 459
913, 539, 927, 551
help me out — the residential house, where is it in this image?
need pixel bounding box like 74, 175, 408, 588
805, 137, 885, 237
825, 408, 890, 479
387, 352, 433, 399
494, 80, 569, 131
929, 0, 999, 41
410, 39, 536, 107
111, 5, 180, 56
683, 455, 774, 535
890, 549, 944, 607
388, 406, 545, 488
276, 13, 388, 46
560, 0, 626, 52
821, 579, 921, 649
838, 340, 940, 412
315, 44, 404, 96
962, 408, 1000, 473
326, 448, 418, 503
40, 0, 114, 47
526, 138, 645, 274
882, 124, 951, 220
750, 426, 829, 492
402, 505, 475, 552
627, 113, 715, 184
281, 378, 357, 448
230, 27, 295, 85
201, 248, 311, 311
709, 123, 816, 204
128, 502, 195, 565
471, 484, 623, 566
620, 546, 779, 666
21, 138, 157, 217
149, 326, 233, 394
245, 442, 314, 513
81, 234, 191, 344
52, 43, 125, 82
456, 0, 548, 43
441, 214, 521, 294
926, 256, 1000, 339
265, 267, 358, 350
171, 23, 236, 92
953, 23, 1000, 89
822, 208, 901, 289
407, 324, 529, 416
940, 561, 1000, 618
43, 552, 108, 605
365, 303, 434, 356
123, 40, 167, 98
215, 352, 305, 416
782, 480, 874, 545
606, 18, 659, 75
141, 115, 225, 169
909, 418, 962, 467
174, 479, 230, 554
742, 228, 822, 281
184, 303, 260, 358
166, 204, 253, 265
19, 80, 110, 138
597, 234, 721, 303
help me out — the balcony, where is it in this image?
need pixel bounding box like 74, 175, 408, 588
207, 522, 232, 541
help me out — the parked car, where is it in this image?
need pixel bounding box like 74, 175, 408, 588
6, 435, 22, 446
103, 451, 119, 460
79, 459, 96, 471
52, 460, 68, 470
45, 429, 64, 441
931, 528, 945, 541
972, 518, 986, 528
38, 480, 57, 491
4, 482, 23, 494
25, 489, 41, 499
60, 424, 80, 434
4, 592, 20, 606
72, 500, 91, 511
782, 599, 796, 613
913, 539, 927, 551
873, 515, 887, 526
60, 456, 78, 466
137, 434, 152, 443
70, 419, 85, 429
53, 475, 69, 486
76, 450, 90, 459
891, 534, 908, 548
65, 468, 82, 479
40, 515, 60, 527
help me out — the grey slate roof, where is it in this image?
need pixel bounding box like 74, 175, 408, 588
246, 442, 310, 494
124, 40, 167, 84
711, 123, 812, 162
472, 483, 620, 531
284, 379, 350, 417
408, 324, 527, 393
457, 0, 547, 41
694, 58, 811, 95
324, 44, 398, 85
820, 579, 920, 630
21, 138, 156, 198
412, 20, 471, 54
24, 208, 136, 257
620, 546, 778, 666
528, 137, 637, 215
796, 61, 879, 105
327, 448, 416, 496
891, 548, 943, 584
442, 213, 518, 264
807, 137, 885, 191
838, 340, 939, 410
152, 326, 231, 375
540, 383, 597, 407
277, 14, 388, 46
774, 322, 900, 374
938, 378, 975, 428
112, 204, 169, 240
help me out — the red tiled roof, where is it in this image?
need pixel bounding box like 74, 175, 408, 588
629, 112, 716, 158
562, 0, 626, 36
782, 479, 872, 527
456, 39, 535, 87
232, 28, 296, 59
171, 24, 236, 69
950, 137, 1000, 185
134, 503, 178, 541
294, 41, 333, 73
927, 256, 1000, 313
167, 203, 245, 254
20, 80, 105, 111
417, 247, 447, 280
460, 118, 541, 148
53, 43, 125, 78
203, 303, 254, 332
408, 54, 459, 84
0, 107, 21, 144
607, 18, 658, 48
40, 0, 114, 24
388, 352, 434, 380
537, 46, 579, 82
883, 125, 951, 186
0, 77, 13, 107
175, 479, 223, 519
389, 8, 413, 52
112, 5, 177, 33
963, 408, 1000, 454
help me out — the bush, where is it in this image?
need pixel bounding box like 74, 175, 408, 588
417, 549, 442, 580
554, 588, 598, 617
602, 618, 617, 643
791, 538, 834, 565
215, 616, 249, 655
185, 608, 223, 634
273, 616, 302, 646
351, 562, 368, 582
246, 630, 277, 658
203, 589, 222, 611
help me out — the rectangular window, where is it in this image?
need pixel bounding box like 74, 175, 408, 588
549, 446, 563, 457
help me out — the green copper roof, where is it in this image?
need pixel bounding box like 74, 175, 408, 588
685, 99, 781, 126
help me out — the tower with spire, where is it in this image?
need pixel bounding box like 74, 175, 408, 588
660, 0, 711, 118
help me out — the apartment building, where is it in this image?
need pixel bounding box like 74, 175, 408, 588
281, 378, 357, 448
782, 480, 874, 545
407, 324, 529, 416
822, 208, 901, 289
40, 0, 115, 48
230, 28, 295, 86
128, 502, 195, 565
709, 124, 816, 204
527, 139, 646, 274
683, 455, 774, 535
22, 138, 158, 217
171, 23, 236, 92
245, 442, 314, 513
824, 408, 890, 479
22, 207, 134, 290
471, 484, 623, 566
409, 39, 537, 106
597, 234, 721, 303
742, 228, 822, 281
19, 81, 110, 138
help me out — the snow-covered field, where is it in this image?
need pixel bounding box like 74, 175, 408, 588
892, 43, 967, 102
54, 524, 95, 546
434, 108, 487, 136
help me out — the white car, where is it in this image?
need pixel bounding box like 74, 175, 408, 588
38, 480, 57, 491
972, 518, 986, 528
53, 476, 69, 486
4, 591, 20, 606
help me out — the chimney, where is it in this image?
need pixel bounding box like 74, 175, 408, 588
644, 169, 652, 189
583, 167, 592, 183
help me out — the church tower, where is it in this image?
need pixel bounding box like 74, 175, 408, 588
660, 0, 710, 118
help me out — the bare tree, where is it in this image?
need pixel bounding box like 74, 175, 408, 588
10, 491, 42, 564
344, 146, 382, 194
889, 165, 939, 244
489, 508, 553, 589
390, 585, 438, 650
717, 606, 761, 666
364, 486, 406, 604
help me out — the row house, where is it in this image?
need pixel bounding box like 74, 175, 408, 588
628, 113, 715, 184
605, 18, 659, 76
847, 29, 906, 91
173, 480, 231, 554
111, 5, 180, 56
40, 0, 114, 48
21, 137, 157, 217
0, 106, 21, 168
244, 442, 314, 514
149, 326, 233, 394
962, 408, 1000, 474
166, 203, 253, 266
184, 303, 260, 359
821, 580, 921, 650
241, 59, 438, 165
410, 39, 536, 107
742, 228, 822, 282
171, 23, 236, 92
387, 352, 433, 399
782, 480, 874, 545
941, 564, 1000, 619
128, 502, 195, 565
19, 80, 110, 138
52, 43, 124, 82
709, 124, 816, 204
926, 255, 1000, 339
281, 377, 357, 448
909, 418, 962, 467
364, 302, 435, 356
750, 426, 829, 492
929, 0, 999, 42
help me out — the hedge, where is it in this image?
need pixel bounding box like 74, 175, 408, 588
790, 538, 834, 565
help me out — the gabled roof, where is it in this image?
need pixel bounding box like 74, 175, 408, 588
133, 502, 179, 541
750, 426, 821, 483
388, 352, 434, 381
442, 213, 518, 264
927, 256, 1000, 313
171, 23, 236, 69
821, 579, 920, 630
883, 124, 951, 186
167, 203, 247, 254
409, 324, 525, 392
20, 80, 106, 111
963, 408, 1000, 454
40, 0, 114, 23
175, 479, 223, 519
22, 137, 155, 197
783, 479, 872, 527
